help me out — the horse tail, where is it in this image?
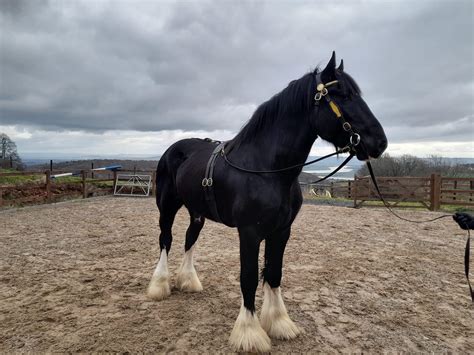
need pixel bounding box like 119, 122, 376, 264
155, 142, 187, 211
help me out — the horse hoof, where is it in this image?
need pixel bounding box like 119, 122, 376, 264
176, 270, 203, 292
229, 306, 271, 352
260, 283, 301, 339
261, 313, 301, 340
147, 276, 171, 301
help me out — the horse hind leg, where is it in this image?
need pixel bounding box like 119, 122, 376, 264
176, 211, 205, 292
147, 188, 182, 301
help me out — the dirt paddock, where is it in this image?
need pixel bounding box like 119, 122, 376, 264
1, 196, 473, 352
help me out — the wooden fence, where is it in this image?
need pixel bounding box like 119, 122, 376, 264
2, 170, 473, 211
352, 174, 474, 210
302, 173, 474, 211
0, 170, 156, 207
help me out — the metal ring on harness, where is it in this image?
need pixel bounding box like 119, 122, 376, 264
314, 87, 328, 101
202, 178, 213, 187
350, 133, 361, 146
343, 122, 352, 132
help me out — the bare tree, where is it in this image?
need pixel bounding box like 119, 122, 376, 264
0, 133, 24, 169
357, 153, 472, 177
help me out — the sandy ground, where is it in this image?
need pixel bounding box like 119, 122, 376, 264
1, 196, 473, 353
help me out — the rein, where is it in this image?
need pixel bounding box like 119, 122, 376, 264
221, 146, 353, 174
366, 161, 473, 302
220, 73, 358, 183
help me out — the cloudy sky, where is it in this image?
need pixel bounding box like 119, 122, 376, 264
0, 0, 473, 159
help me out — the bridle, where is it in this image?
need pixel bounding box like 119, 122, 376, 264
314, 73, 361, 150
219, 73, 360, 183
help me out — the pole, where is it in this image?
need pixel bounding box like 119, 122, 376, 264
91, 162, 94, 179
82, 170, 87, 199
46, 170, 51, 202
50, 160, 53, 173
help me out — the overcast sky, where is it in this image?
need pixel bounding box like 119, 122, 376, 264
0, 0, 473, 158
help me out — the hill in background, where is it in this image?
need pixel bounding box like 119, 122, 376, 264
29, 159, 159, 172
28, 159, 322, 182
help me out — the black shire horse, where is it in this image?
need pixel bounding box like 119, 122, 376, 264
147, 52, 387, 352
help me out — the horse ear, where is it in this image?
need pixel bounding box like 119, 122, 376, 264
321, 51, 336, 81
337, 59, 344, 72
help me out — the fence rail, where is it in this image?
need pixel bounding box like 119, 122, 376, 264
301, 174, 474, 210
0, 169, 156, 207
3, 169, 473, 210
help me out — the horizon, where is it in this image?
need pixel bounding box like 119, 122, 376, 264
21, 152, 474, 163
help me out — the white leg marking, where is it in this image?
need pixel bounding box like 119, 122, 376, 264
176, 246, 203, 292
260, 283, 301, 339
147, 249, 171, 300
229, 300, 271, 352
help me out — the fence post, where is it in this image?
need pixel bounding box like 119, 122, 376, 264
353, 175, 358, 207
152, 171, 157, 197
45, 170, 51, 202
113, 170, 117, 193
82, 170, 87, 199
470, 180, 473, 203
429, 173, 441, 211
453, 180, 457, 201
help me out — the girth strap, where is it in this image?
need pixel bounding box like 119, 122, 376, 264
202, 142, 225, 223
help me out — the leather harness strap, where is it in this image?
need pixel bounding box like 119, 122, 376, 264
202, 141, 225, 222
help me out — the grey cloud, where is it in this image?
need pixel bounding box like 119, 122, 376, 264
0, 0, 472, 145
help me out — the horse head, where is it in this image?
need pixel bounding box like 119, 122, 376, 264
313, 52, 388, 161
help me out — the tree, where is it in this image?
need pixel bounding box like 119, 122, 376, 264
356, 153, 471, 177
0, 133, 24, 170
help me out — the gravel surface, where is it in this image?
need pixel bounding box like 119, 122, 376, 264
1, 196, 472, 352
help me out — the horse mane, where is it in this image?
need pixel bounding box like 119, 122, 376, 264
230, 68, 362, 149
231, 72, 316, 148
338, 71, 362, 96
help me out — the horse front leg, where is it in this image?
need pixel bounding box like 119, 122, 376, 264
229, 225, 271, 352
261, 226, 301, 339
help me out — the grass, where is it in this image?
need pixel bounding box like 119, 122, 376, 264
303, 194, 474, 214
0, 174, 43, 185
0, 169, 115, 187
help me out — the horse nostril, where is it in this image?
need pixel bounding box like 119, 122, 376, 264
379, 139, 388, 153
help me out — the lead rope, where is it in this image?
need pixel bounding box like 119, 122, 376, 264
464, 229, 473, 301
366, 161, 473, 301
308, 153, 354, 184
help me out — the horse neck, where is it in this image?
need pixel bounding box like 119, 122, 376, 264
231, 111, 317, 178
